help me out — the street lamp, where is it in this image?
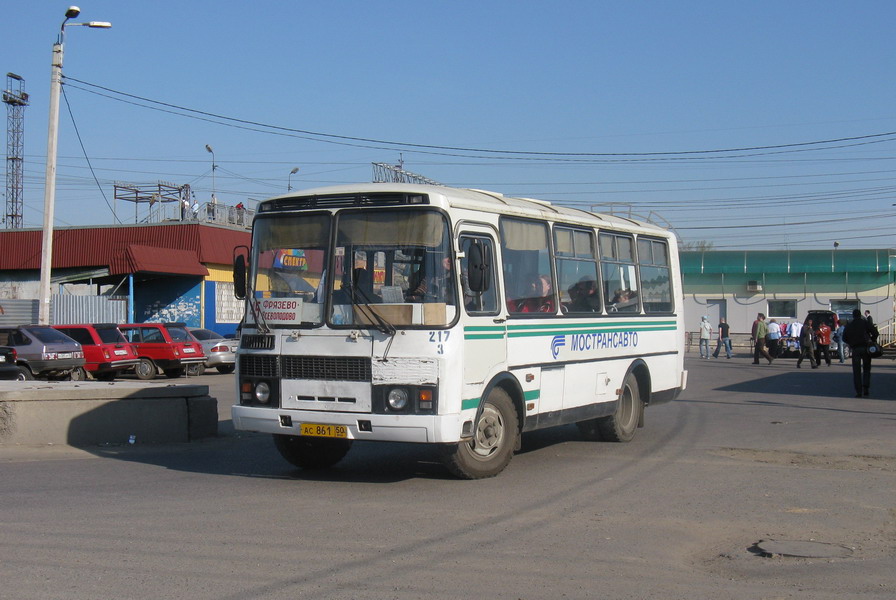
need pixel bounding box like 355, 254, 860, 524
205, 144, 217, 203
38, 6, 111, 325
288, 167, 299, 191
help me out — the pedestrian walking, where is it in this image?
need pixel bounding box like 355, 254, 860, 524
698, 316, 712, 359
796, 319, 818, 369
712, 317, 733, 359
843, 308, 876, 397
751, 313, 773, 364
767, 319, 782, 358
833, 320, 846, 363
815, 320, 833, 366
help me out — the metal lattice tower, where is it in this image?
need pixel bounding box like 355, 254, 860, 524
3, 73, 28, 229
372, 161, 442, 186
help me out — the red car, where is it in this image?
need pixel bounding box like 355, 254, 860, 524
119, 322, 206, 380
53, 323, 140, 381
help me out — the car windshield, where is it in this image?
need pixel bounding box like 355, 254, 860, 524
167, 326, 192, 342
29, 326, 78, 345
96, 327, 127, 344
191, 329, 222, 341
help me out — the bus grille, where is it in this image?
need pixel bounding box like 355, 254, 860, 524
241, 334, 274, 350
240, 354, 279, 377
281, 355, 372, 382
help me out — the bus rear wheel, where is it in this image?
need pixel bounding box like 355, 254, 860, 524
273, 434, 353, 470
441, 387, 518, 479
596, 372, 642, 442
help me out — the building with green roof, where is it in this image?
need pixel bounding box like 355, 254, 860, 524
681, 248, 895, 337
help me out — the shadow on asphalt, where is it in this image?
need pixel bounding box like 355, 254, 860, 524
81, 421, 590, 483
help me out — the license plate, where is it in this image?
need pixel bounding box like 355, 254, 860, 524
114, 349, 127, 356
300, 423, 348, 438
0, 356, 5, 363
58, 352, 71, 359
183, 347, 195, 353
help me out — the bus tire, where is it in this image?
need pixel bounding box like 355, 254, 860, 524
441, 387, 518, 479
596, 372, 642, 442
273, 434, 353, 470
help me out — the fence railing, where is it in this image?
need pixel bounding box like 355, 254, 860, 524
144, 201, 253, 228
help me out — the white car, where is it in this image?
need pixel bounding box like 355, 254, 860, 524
187, 328, 237, 374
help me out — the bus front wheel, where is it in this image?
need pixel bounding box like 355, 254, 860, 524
441, 387, 519, 479
273, 434, 353, 470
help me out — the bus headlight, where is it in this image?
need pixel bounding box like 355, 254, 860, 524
387, 388, 409, 411
255, 381, 271, 404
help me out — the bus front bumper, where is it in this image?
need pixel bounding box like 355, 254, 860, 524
231, 405, 463, 444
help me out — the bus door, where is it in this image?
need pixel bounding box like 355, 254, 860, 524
458, 232, 505, 387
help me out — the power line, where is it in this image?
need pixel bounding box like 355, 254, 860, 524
63, 76, 896, 160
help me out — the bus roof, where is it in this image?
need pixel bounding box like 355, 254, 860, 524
261, 183, 672, 238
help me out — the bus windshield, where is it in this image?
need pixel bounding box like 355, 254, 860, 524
249, 213, 330, 327
248, 209, 455, 328
330, 209, 455, 327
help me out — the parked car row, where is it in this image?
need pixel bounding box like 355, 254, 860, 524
0, 322, 237, 381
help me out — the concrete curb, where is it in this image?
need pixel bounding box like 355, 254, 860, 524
0, 381, 217, 447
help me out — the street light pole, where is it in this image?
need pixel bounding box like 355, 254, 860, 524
205, 144, 216, 203
288, 167, 299, 191
38, 7, 111, 325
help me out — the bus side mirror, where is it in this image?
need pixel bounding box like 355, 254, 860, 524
466, 240, 491, 292
233, 254, 247, 300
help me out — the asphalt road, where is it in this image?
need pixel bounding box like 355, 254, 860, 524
2, 354, 894, 600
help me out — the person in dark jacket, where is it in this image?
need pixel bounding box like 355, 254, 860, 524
796, 319, 817, 369
842, 308, 876, 397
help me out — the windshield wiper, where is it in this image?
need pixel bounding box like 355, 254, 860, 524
350, 287, 395, 337
248, 296, 271, 333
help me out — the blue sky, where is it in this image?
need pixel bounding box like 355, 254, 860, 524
4, 1, 896, 250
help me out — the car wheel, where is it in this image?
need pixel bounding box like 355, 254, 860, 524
69, 367, 87, 381
14, 367, 33, 381
186, 364, 206, 376
216, 364, 235, 374
134, 358, 157, 380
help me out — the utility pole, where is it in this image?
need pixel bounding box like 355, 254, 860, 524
38, 7, 111, 324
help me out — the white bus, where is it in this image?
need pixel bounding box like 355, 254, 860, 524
232, 184, 687, 479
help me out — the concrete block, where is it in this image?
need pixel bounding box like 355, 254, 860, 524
0, 381, 217, 447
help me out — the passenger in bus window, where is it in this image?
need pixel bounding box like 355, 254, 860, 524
510, 274, 554, 313
566, 278, 599, 312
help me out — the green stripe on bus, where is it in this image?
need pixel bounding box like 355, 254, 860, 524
465, 321, 677, 340
463, 390, 539, 410
507, 326, 677, 338
461, 397, 480, 410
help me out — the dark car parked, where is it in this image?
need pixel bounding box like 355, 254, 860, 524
52, 323, 140, 381
0, 325, 85, 380
0, 346, 32, 380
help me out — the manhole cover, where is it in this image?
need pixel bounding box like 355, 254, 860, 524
755, 539, 853, 559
